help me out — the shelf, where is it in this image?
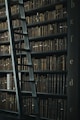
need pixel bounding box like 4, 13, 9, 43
0, 16, 7, 22
0, 89, 15, 94
22, 91, 67, 99
0, 29, 7, 33
29, 33, 67, 42
0, 50, 67, 58
0, 40, 10, 45
0, 70, 67, 74
0, 54, 11, 58
0, 89, 67, 99
32, 50, 67, 57
34, 70, 67, 74
0, 13, 18, 23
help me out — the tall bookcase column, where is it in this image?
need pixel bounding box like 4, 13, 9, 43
67, 0, 80, 120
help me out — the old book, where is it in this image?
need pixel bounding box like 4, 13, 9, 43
39, 99, 44, 117
40, 13, 45, 22
0, 8, 5, 17
7, 74, 11, 90
24, 1, 30, 11
55, 4, 63, 19
11, 5, 19, 15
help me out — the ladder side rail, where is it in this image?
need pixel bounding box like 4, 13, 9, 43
18, 0, 40, 117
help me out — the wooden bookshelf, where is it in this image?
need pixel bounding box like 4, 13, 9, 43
0, 0, 68, 120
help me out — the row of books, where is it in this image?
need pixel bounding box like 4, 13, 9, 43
11, 5, 19, 15
0, 20, 21, 31
22, 96, 67, 120
0, 7, 67, 35
0, 22, 8, 30
38, 98, 67, 119
26, 5, 67, 24
0, 54, 66, 71
0, 92, 17, 111
0, 19, 20, 30
0, 1, 66, 17
12, 19, 20, 28
0, 3, 67, 23
1, 19, 21, 31
0, 37, 67, 54
0, 73, 20, 90
0, 74, 14, 90
18, 55, 66, 71
0, 73, 67, 95
0, 92, 67, 119
0, 44, 19, 54
0, 7, 5, 17
28, 22, 67, 37
30, 37, 67, 52
32, 55, 66, 71
0, 75, 7, 89
0, 21, 67, 35
24, 0, 66, 10
22, 73, 67, 94
0, 32, 9, 41
0, 3, 18, 17
55, 4, 67, 19
0, 58, 12, 70
0, 31, 23, 42
0, 45, 10, 54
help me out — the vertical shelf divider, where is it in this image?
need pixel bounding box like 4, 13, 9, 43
67, 0, 80, 120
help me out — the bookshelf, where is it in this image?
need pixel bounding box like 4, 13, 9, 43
0, 0, 68, 120
0, 0, 71, 120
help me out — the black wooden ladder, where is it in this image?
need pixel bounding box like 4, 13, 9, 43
5, 0, 40, 119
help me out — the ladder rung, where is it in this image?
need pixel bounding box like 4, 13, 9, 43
19, 17, 26, 21
18, 1, 24, 5
13, 26, 22, 30
18, 64, 32, 67
16, 48, 30, 52
18, 0, 24, 5
18, 15, 26, 21
31, 96, 37, 98
14, 31, 28, 35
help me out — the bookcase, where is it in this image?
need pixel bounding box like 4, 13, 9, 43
0, 0, 67, 119
0, 0, 79, 120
